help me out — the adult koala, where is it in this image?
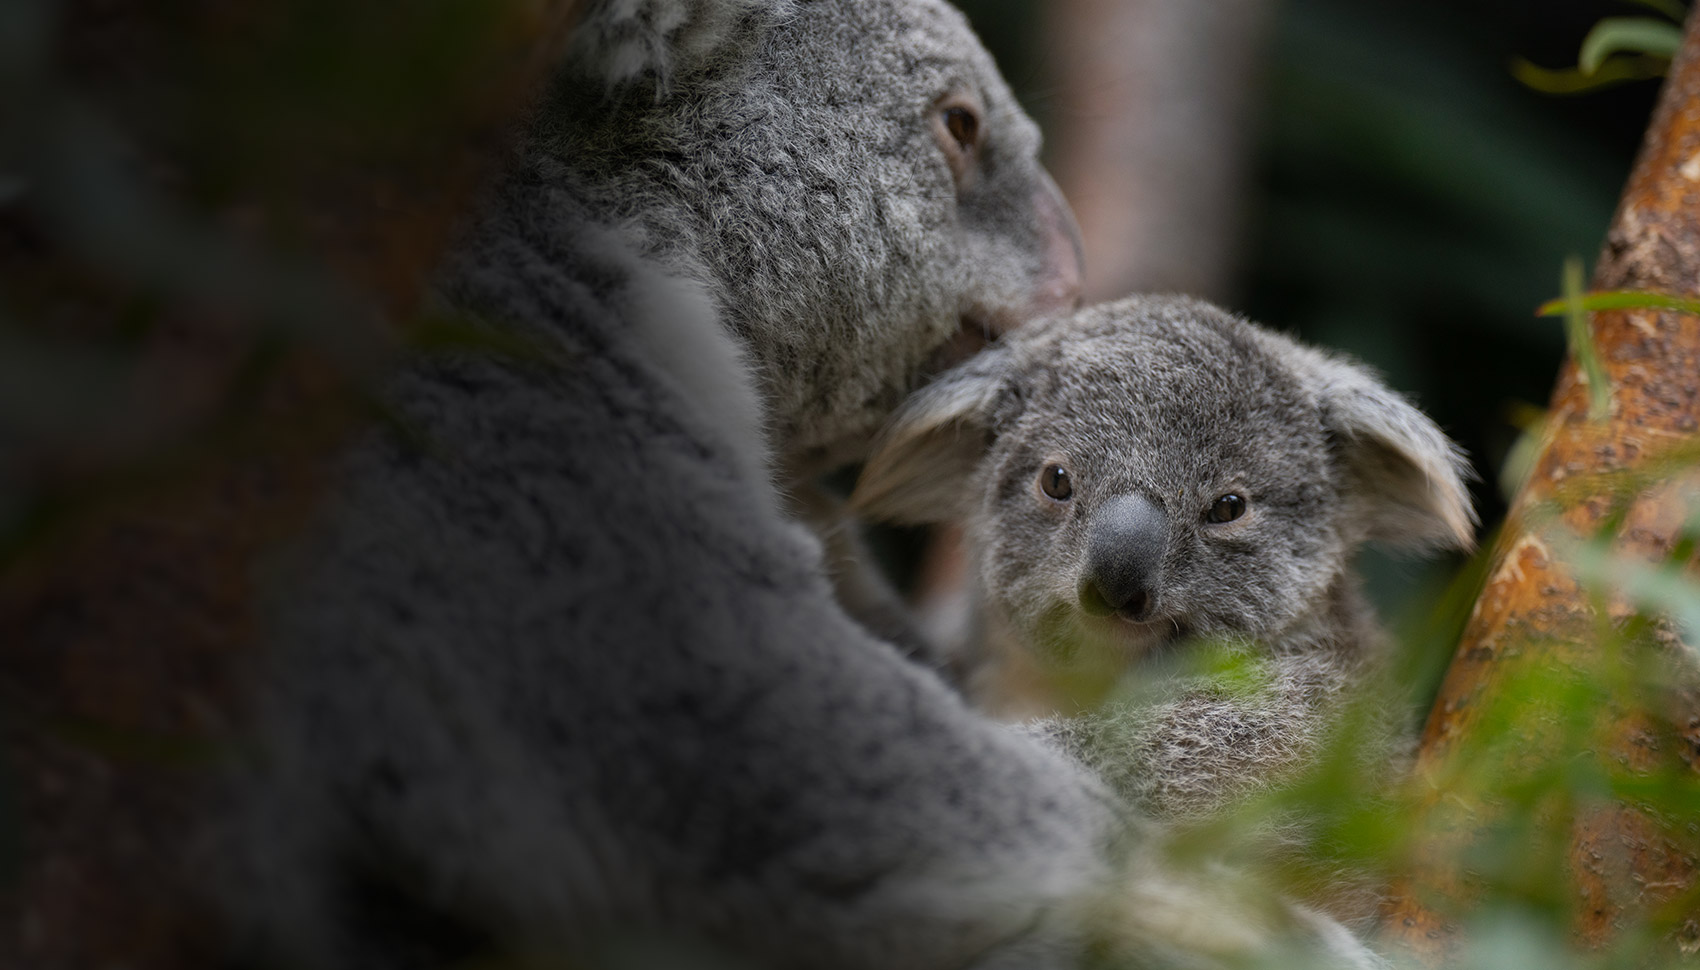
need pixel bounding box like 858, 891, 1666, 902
230, 2, 1371, 968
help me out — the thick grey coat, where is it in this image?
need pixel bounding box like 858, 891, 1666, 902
225, 3, 1382, 967
855, 296, 1475, 819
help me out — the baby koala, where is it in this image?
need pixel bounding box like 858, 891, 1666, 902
853, 295, 1474, 820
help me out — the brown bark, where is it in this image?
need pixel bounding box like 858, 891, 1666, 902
0, 3, 579, 966
1379, 9, 1700, 963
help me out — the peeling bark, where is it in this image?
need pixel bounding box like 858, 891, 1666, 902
1380, 9, 1700, 963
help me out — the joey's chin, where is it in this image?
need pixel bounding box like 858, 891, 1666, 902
1078, 610, 1190, 661
1031, 602, 1185, 667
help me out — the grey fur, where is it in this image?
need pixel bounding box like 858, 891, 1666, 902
222, 5, 1391, 967
532, 0, 1082, 475
214, 5, 1346, 969
854, 295, 1475, 818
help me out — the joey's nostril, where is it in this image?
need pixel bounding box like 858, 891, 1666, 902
1079, 575, 1154, 622
1118, 590, 1152, 621
1078, 580, 1115, 617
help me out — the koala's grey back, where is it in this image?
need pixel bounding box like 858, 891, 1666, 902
221, 3, 1402, 964
251, 265, 1110, 967
224, 4, 1137, 968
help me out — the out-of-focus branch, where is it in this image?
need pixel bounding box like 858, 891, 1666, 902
1042, 0, 1273, 302
1380, 9, 1700, 963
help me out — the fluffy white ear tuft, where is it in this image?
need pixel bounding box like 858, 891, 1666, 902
851, 350, 1012, 525
1308, 353, 1477, 553
569, 0, 793, 93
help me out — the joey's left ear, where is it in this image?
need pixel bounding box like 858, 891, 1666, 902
850, 347, 1015, 525
1308, 353, 1477, 552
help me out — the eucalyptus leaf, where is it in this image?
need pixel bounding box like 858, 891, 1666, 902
1511, 53, 1669, 94
1537, 287, 1700, 317
1566, 537, 1700, 645
1579, 17, 1682, 76
1559, 256, 1612, 421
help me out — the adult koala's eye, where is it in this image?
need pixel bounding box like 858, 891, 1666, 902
1039, 464, 1073, 501
1205, 494, 1247, 523
943, 106, 979, 152
931, 94, 984, 185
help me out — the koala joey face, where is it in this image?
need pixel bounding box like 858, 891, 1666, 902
855, 295, 1475, 668
971, 309, 1346, 662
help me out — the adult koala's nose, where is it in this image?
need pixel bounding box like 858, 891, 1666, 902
1078, 494, 1166, 621
1028, 171, 1084, 319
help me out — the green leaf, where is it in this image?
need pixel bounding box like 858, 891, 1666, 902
1579, 17, 1683, 75
1566, 538, 1700, 645
1497, 402, 1547, 503
1510, 54, 1670, 94
1535, 288, 1700, 317
1558, 256, 1612, 421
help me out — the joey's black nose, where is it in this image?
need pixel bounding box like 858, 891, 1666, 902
1078, 493, 1166, 621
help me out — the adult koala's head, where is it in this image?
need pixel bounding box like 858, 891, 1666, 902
854, 296, 1476, 665
546, 0, 1082, 471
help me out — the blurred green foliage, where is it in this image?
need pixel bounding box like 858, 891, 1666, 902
1044, 494, 1700, 967
1516, 3, 1686, 95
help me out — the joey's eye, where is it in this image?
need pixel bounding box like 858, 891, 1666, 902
1039, 465, 1073, 501
943, 105, 979, 152
1205, 494, 1246, 524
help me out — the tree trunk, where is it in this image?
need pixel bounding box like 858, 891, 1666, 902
1380, 9, 1700, 962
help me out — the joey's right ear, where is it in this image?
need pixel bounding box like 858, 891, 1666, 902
1305, 352, 1478, 553
569, 0, 793, 93
851, 349, 1014, 525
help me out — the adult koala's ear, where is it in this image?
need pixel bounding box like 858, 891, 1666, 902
568, 0, 792, 92
851, 348, 1015, 525
1308, 353, 1478, 552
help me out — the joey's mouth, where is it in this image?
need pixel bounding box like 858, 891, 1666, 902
1028, 601, 1194, 668
1078, 609, 1194, 661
